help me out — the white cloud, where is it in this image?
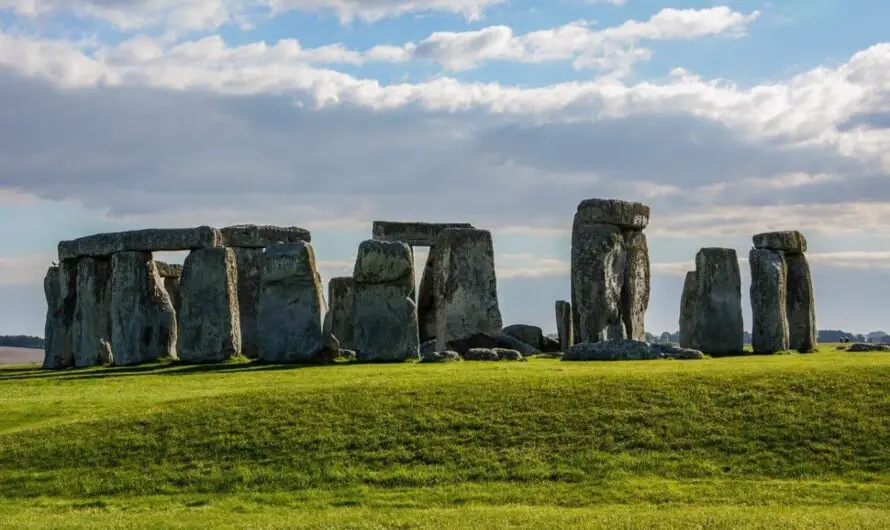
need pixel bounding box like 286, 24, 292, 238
0, 253, 55, 286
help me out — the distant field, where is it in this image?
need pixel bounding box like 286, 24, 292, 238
0, 346, 42, 365
0, 346, 888, 528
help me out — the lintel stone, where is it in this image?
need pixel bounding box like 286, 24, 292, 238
372, 221, 475, 246
753, 231, 807, 254
59, 227, 223, 260
575, 198, 650, 230
221, 224, 311, 248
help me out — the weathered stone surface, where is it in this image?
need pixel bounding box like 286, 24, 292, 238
42, 266, 60, 369
649, 343, 706, 360
110, 252, 177, 366
163, 276, 182, 317
555, 300, 573, 351
848, 343, 890, 352
494, 348, 523, 361
501, 324, 543, 350
692, 248, 744, 356
59, 227, 223, 260
326, 277, 355, 351
749, 249, 790, 354
420, 339, 437, 355
420, 350, 460, 363
72, 257, 112, 367
352, 240, 419, 362
43, 264, 77, 370
678, 271, 697, 349
372, 221, 474, 246
575, 198, 650, 230
232, 248, 264, 359
541, 336, 562, 353
563, 340, 659, 361
434, 229, 503, 351
571, 223, 626, 343
621, 230, 650, 341
445, 332, 539, 356
753, 231, 807, 254
786, 253, 817, 353
221, 224, 311, 248
258, 242, 328, 363
464, 348, 500, 361
177, 248, 241, 363
416, 250, 438, 343
154, 261, 182, 278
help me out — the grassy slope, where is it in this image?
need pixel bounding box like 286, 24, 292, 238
1, 347, 889, 528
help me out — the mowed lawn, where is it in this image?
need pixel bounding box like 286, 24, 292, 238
1, 346, 889, 528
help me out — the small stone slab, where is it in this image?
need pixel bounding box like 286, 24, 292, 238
575, 198, 650, 230
420, 350, 461, 363
464, 348, 501, 361
221, 225, 311, 248
753, 231, 807, 254
59, 227, 223, 259
848, 343, 890, 352
372, 221, 474, 246
563, 340, 660, 361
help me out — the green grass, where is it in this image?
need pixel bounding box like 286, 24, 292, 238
1, 345, 889, 528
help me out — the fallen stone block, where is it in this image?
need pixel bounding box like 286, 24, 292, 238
464, 348, 500, 361
562, 340, 660, 361
420, 350, 461, 363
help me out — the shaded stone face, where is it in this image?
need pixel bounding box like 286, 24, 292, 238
692, 248, 744, 356
154, 261, 182, 279
575, 199, 650, 230
326, 277, 355, 351
416, 250, 438, 343
555, 300, 573, 351
221, 225, 311, 248
433, 229, 503, 352
749, 249, 790, 354
501, 324, 544, 350
678, 271, 697, 349
258, 242, 327, 363
786, 253, 817, 352
59, 227, 223, 260
371, 221, 474, 246
42, 264, 76, 370
177, 248, 241, 363
163, 277, 182, 316
352, 239, 419, 362
752, 231, 807, 254
232, 248, 264, 359
571, 222, 626, 343
110, 252, 177, 366
621, 230, 650, 341
73, 257, 113, 367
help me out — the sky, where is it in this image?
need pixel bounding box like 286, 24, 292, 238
0, 0, 889, 337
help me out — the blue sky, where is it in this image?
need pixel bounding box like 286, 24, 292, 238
0, 0, 889, 337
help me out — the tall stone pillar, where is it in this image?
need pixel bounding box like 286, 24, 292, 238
749, 248, 790, 354
73, 257, 113, 367
43, 264, 78, 370
555, 300, 573, 351
325, 277, 355, 351
678, 271, 697, 349
691, 248, 744, 355
232, 248, 264, 359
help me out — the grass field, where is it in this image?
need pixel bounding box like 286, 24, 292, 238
1, 345, 889, 528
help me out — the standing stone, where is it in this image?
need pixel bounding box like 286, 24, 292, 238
416, 250, 437, 343
501, 324, 544, 350
571, 222, 626, 343
110, 252, 177, 366
155, 262, 183, 317
621, 230, 650, 341
42, 265, 75, 370
72, 257, 112, 367
555, 300, 573, 351
434, 229, 503, 351
326, 277, 355, 350
177, 248, 241, 363
749, 249, 789, 354
258, 242, 327, 363
678, 271, 697, 349
353, 240, 419, 362
786, 253, 817, 352
692, 248, 744, 355
232, 248, 264, 358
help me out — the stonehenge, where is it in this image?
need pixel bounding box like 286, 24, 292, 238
325, 277, 355, 351
555, 301, 573, 351
679, 248, 745, 356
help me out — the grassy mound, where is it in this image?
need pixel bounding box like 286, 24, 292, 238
1, 348, 889, 527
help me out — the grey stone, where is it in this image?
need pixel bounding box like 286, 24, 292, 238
678, 271, 697, 349
494, 348, 524, 361
575, 198, 650, 230
563, 339, 660, 361
372, 221, 475, 246
848, 343, 890, 352
110, 252, 177, 366
501, 324, 543, 350
72, 257, 112, 367
339, 349, 357, 361
555, 300, 573, 351
221, 224, 311, 248
749, 249, 790, 354
649, 342, 706, 360
464, 348, 500, 361
420, 339, 437, 355
232, 248, 264, 359
258, 242, 327, 363
541, 335, 562, 353
692, 248, 744, 356
177, 248, 241, 363
163, 276, 182, 317
326, 277, 355, 351
59, 227, 223, 260
621, 230, 650, 341
786, 253, 817, 353
43, 264, 77, 370
154, 261, 182, 278
753, 231, 807, 254
416, 249, 438, 343
42, 266, 59, 369
434, 229, 503, 351
352, 240, 420, 362
571, 223, 626, 343
420, 350, 461, 363
445, 332, 539, 356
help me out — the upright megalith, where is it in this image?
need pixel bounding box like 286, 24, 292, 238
155, 261, 183, 316
43, 264, 77, 370
352, 240, 419, 362
42, 266, 59, 367
73, 257, 112, 367
691, 248, 744, 355
231, 248, 264, 358
749, 249, 789, 354
416, 251, 437, 343
110, 252, 177, 366
434, 229, 503, 351
325, 277, 355, 350
753, 230, 816, 353
555, 300, 573, 350
678, 271, 697, 349
258, 242, 327, 363
571, 198, 650, 344
177, 248, 241, 363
